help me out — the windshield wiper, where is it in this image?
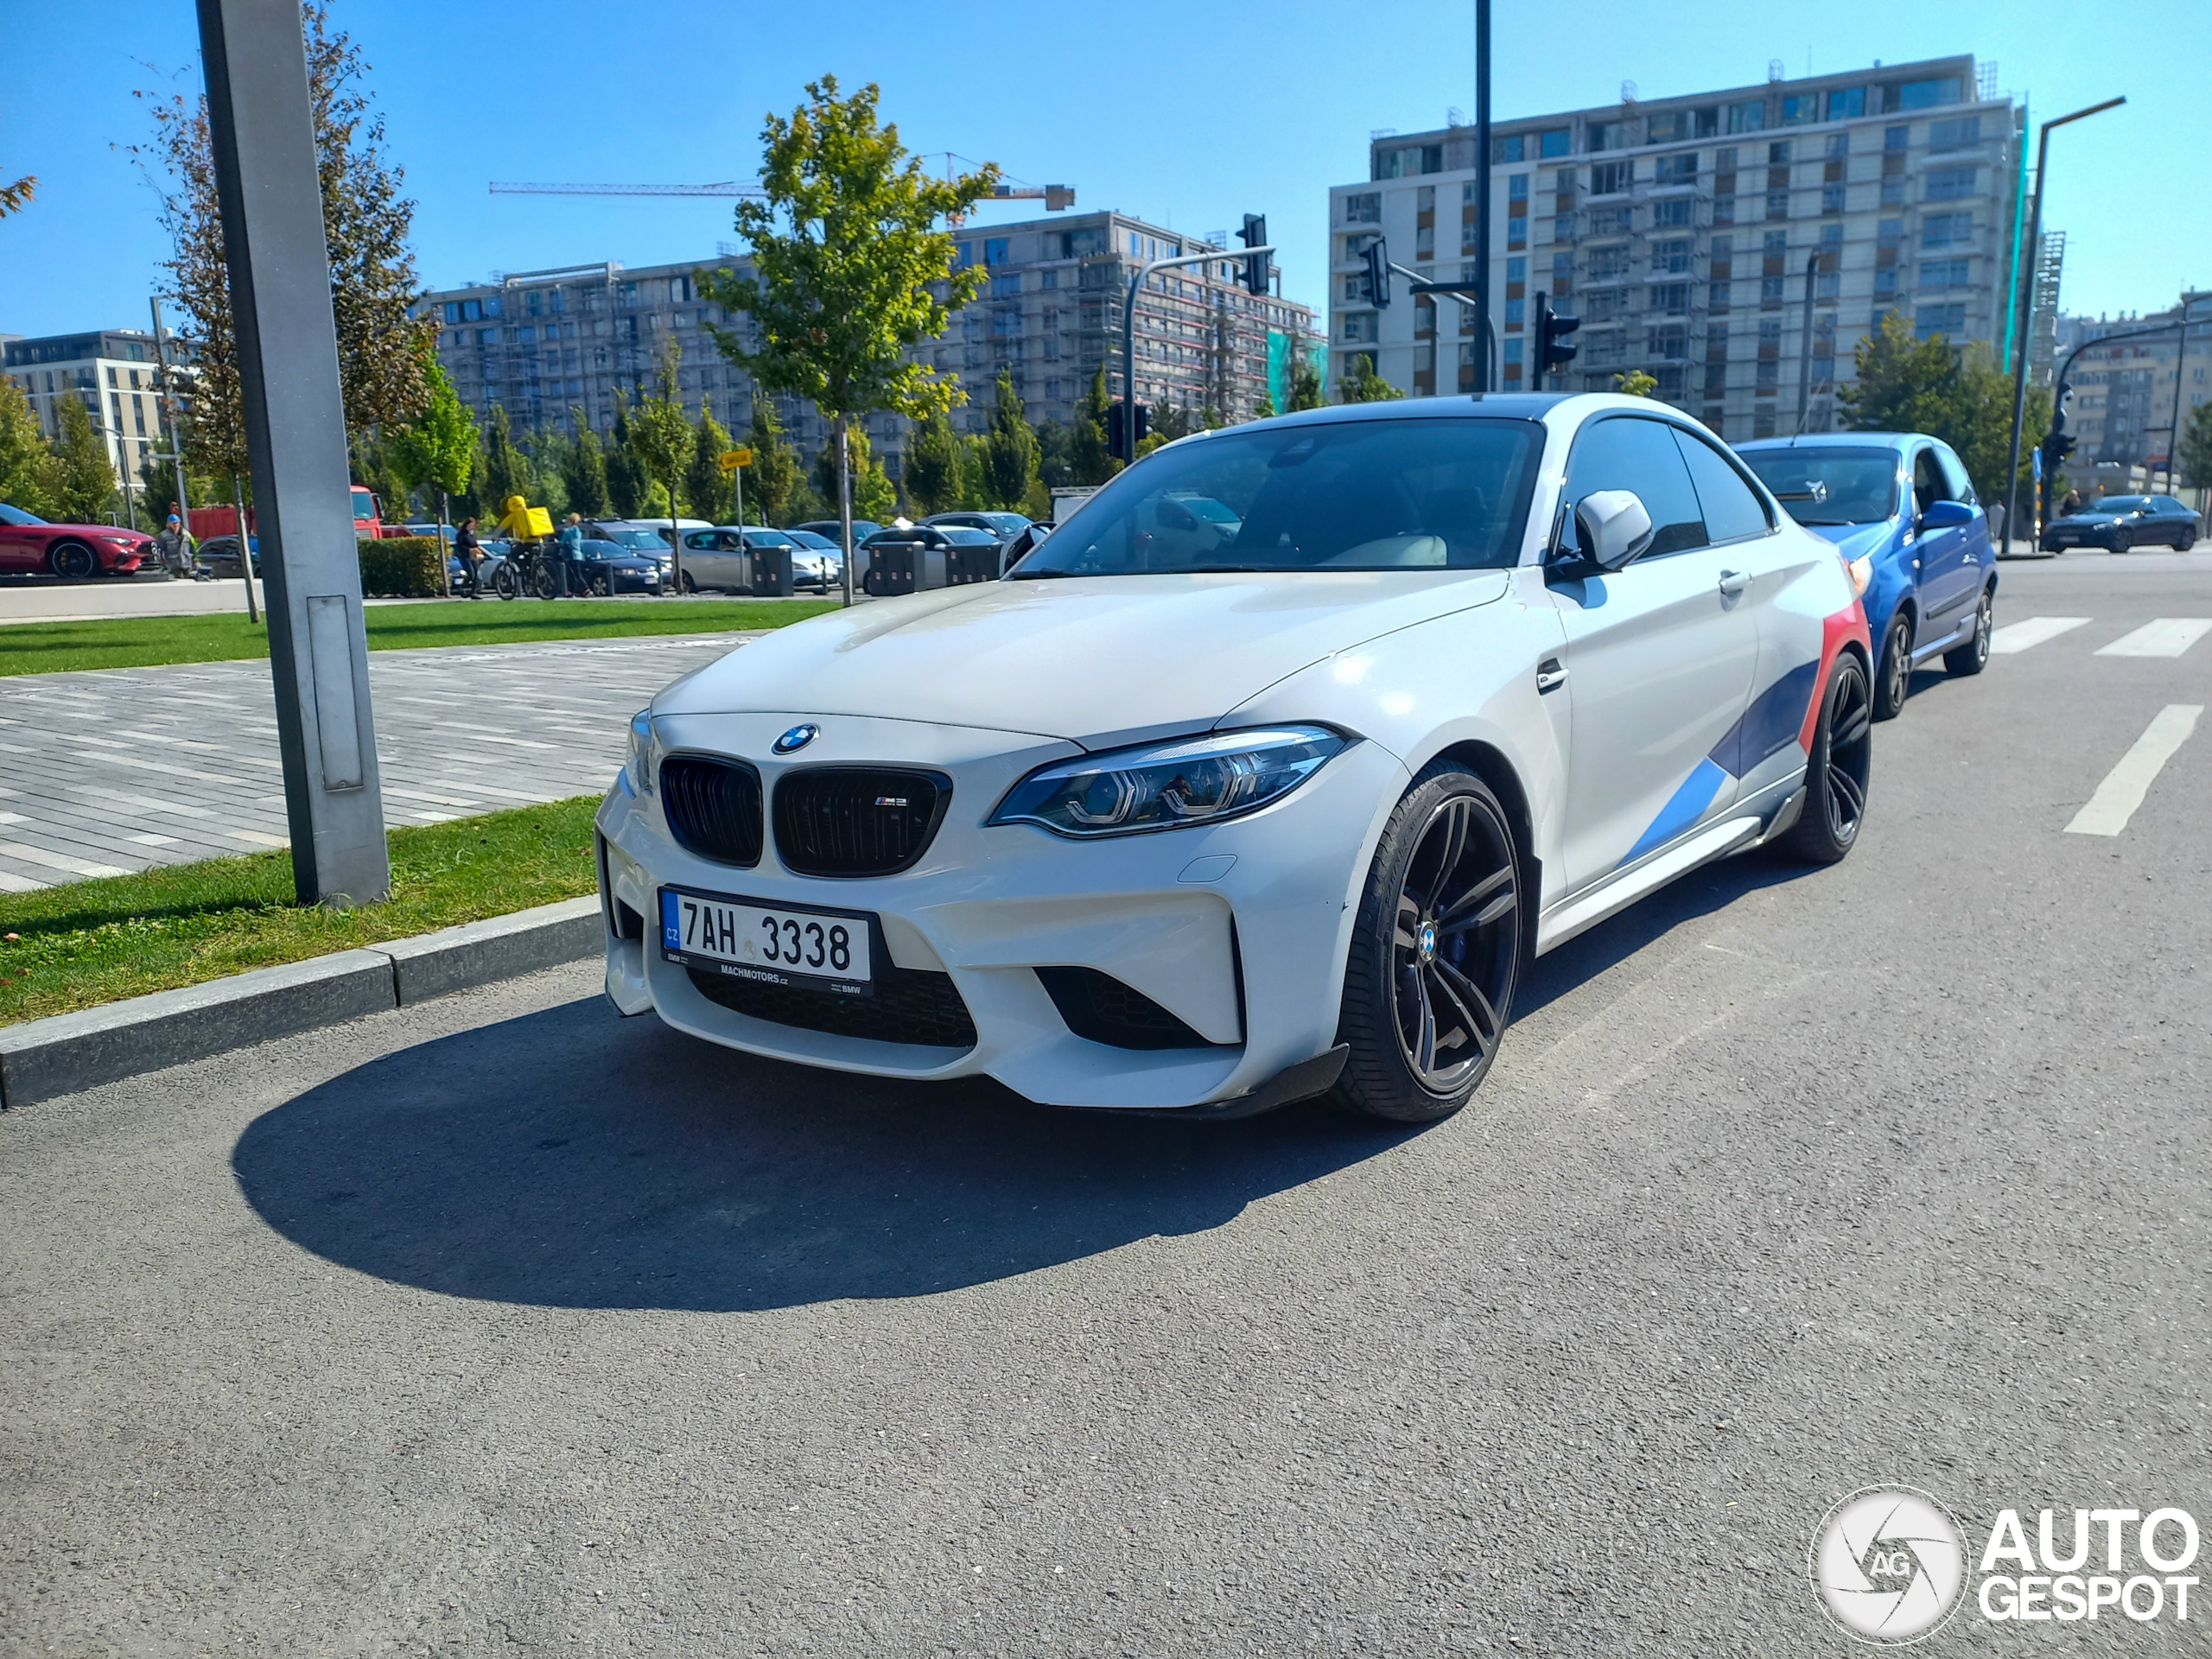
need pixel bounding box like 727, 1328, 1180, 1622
1006, 567, 1085, 580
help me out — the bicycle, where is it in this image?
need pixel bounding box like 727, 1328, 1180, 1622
492, 541, 563, 601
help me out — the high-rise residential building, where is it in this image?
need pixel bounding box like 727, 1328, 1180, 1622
3, 329, 173, 489
2056, 293, 2212, 474
1327, 54, 2023, 442
415, 212, 1322, 482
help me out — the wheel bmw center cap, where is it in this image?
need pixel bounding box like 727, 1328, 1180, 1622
1418, 921, 1437, 963
773, 723, 819, 754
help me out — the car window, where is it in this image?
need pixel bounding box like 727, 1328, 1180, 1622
1738, 448, 1899, 525
1562, 416, 1707, 557
1932, 443, 1975, 505
1019, 417, 1541, 576
1671, 429, 1770, 543
1911, 448, 1950, 515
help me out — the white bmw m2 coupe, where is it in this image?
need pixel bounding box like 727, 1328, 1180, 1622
596, 393, 1872, 1122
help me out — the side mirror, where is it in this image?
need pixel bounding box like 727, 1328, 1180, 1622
1000, 521, 1050, 577
1919, 499, 1975, 531
1573, 489, 1656, 571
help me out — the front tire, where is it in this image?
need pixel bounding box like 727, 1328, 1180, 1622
49, 542, 97, 581
1943, 586, 1993, 676
492, 563, 521, 601
1784, 652, 1872, 865
2111, 527, 2133, 554
1873, 613, 1913, 721
1332, 766, 1522, 1123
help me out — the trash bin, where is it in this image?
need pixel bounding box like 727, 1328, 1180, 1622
748, 544, 793, 597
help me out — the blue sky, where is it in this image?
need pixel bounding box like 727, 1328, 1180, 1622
3, 0, 2201, 340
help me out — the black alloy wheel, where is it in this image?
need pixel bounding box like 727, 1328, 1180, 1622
1943, 588, 1993, 676
1334, 766, 1522, 1122
49, 542, 97, 581
2110, 527, 2133, 554
1874, 613, 1913, 721
1785, 653, 1872, 864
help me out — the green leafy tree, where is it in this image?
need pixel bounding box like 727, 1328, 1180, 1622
904, 409, 960, 513
1340, 358, 1404, 404
631, 346, 696, 568
982, 368, 1040, 510
353, 432, 407, 518
1149, 403, 1198, 443
49, 397, 118, 522
1069, 364, 1117, 485
0, 378, 61, 518
701, 75, 997, 582
1840, 310, 2047, 505
685, 400, 734, 525
812, 428, 893, 522
2180, 399, 2212, 490
744, 397, 801, 524
1612, 369, 1660, 398
559, 410, 609, 517
385, 359, 478, 588
478, 404, 531, 510
957, 433, 993, 507
1254, 394, 1278, 419
606, 395, 646, 518
0, 172, 34, 218
1033, 416, 1072, 489
1287, 354, 1325, 412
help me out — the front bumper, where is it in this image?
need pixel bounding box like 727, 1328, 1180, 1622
595, 711, 1408, 1109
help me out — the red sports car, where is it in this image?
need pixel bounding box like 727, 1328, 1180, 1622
0, 503, 150, 579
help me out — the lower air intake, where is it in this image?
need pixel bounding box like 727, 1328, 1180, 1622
1034, 965, 1225, 1050
688, 964, 978, 1051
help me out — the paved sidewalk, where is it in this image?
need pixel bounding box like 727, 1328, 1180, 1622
0, 632, 757, 892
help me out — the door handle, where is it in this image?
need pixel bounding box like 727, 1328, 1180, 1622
1717, 569, 1749, 597
1535, 658, 1568, 694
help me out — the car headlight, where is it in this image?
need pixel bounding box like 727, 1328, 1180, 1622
1846, 553, 1872, 597
989, 725, 1347, 838
625, 709, 661, 795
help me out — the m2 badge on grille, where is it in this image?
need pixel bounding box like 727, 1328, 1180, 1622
660, 887, 873, 995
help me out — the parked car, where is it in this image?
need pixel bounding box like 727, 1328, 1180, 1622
1737, 433, 1995, 721
921, 510, 1033, 542
584, 524, 678, 563
193, 533, 262, 580
674, 525, 809, 594
2041, 493, 2202, 553
600, 393, 1874, 1124
789, 518, 883, 548
783, 528, 843, 592
575, 538, 665, 596
0, 503, 150, 579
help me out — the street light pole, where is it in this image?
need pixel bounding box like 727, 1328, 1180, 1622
2001, 96, 2124, 556
1473, 0, 1492, 392
1796, 251, 1820, 435
1122, 243, 1274, 454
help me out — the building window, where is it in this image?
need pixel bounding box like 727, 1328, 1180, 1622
1827, 133, 1850, 159
1766, 190, 1789, 220
1815, 271, 1840, 299
1713, 196, 1735, 226
1781, 94, 1818, 126
990, 273, 1021, 297
1925, 166, 1979, 201
1507, 216, 1527, 245
1554, 213, 1574, 240
1922, 213, 1973, 248
1652, 197, 1694, 228
1728, 99, 1766, 135
1341, 311, 1377, 343
1505, 296, 1525, 325
1591, 161, 1631, 195
1491, 133, 1526, 163
1874, 269, 1899, 299
1647, 107, 1717, 143
1653, 238, 1692, 275
1589, 207, 1632, 237
1916, 302, 1967, 338
1590, 120, 1626, 152
1655, 152, 1699, 183
1503, 337, 1523, 365
1885, 78, 1961, 112
1827, 86, 1867, 122
984, 238, 1008, 265
1646, 324, 1688, 359
1417, 184, 1437, 212
1343, 192, 1382, 224
1416, 223, 1435, 258
1540, 129, 1570, 157
1919, 257, 1972, 289
1929, 116, 1982, 150
1710, 281, 1732, 309
1761, 276, 1786, 304
1821, 185, 1846, 215
1507, 257, 1528, 283
1769, 140, 1792, 165
1649, 284, 1689, 315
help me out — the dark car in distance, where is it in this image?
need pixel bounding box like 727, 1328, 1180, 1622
2042, 494, 2202, 553
193, 533, 262, 579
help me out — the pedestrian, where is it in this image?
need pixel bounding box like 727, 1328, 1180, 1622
454, 516, 485, 598
2060, 487, 2082, 518
151, 512, 194, 579
556, 512, 586, 598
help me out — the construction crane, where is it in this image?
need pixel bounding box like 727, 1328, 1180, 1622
488, 173, 1075, 221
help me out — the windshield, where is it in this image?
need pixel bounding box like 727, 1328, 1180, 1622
1015, 417, 1541, 577
2092, 497, 2149, 513
745, 531, 794, 547
352, 490, 376, 520
0, 504, 46, 525
1739, 448, 1899, 525
605, 529, 666, 549
786, 530, 835, 549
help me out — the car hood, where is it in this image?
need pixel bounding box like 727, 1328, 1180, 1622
1802, 520, 1897, 558
655, 569, 1513, 747
2056, 512, 2133, 525
36, 522, 147, 537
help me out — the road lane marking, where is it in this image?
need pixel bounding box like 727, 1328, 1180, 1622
1990, 616, 2090, 654
2094, 619, 2212, 658
2065, 705, 2203, 836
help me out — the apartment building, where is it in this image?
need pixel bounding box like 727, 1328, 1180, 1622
3, 329, 172, 487
416, 213, 1322, 480
2056, 293, 2212, 472
1327, 54, 2023, 442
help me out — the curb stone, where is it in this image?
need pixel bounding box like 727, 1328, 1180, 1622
0, 896, 602, 1110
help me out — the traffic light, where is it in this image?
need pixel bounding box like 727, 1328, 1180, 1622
1107, 401, 1150, 461
1533, 291, 1580, 390
1237, 213, 1270, 296
1361, 238, 1391, 308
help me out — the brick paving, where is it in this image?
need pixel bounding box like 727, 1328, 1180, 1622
0, 632, 760, 893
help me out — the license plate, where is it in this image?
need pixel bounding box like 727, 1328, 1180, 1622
660, 887, 873, 994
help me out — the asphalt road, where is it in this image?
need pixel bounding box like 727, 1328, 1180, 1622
3, 550, 2207, 1656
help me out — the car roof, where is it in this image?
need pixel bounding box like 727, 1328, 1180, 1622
1735, 432, 1921, 454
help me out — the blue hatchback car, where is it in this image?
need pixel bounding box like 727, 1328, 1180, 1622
1735, 433, 1997, 720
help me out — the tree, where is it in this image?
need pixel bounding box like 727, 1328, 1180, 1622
812, 428, 893, 522
1839, 310, 2047, 505
631, 346, 696, 567
1612, 369, 1660, 398
701, 75, 997, 582
479, 404, 530, 510
353, 432, 407, 518
0, 172, 33, 218
1069, 364, 1117, 486
685, 400, 734, 525
2180, 399, 2212, 490
561, 412, 610, 518
0, 378, 61, 518
982, 368, 1040, 509
1150, 403, 1198, 443
1033, 416, 1073, 489
1340, 359, 1405, 404
49, 397, 118, 523
386, 359, 478, 589
741, 397, 801, 524
131, 3, 437, 487
904, 410, 960, 513
606, 395, 647, 518
1287, 354, 1325, 412
1255, 394, 1278, 420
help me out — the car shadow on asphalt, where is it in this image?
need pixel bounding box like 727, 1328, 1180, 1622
231, 1002, 1411, 1314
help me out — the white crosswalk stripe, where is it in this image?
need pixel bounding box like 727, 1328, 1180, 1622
1990, 616, 2090, 654
2065, 705, 2203, 836
2094, 619, 2212, 658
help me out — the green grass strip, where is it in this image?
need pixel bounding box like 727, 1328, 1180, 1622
0, 595, 838, 677
0, 797, 603, 1026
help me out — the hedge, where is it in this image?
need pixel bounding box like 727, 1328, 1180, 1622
357, 536, 448, 597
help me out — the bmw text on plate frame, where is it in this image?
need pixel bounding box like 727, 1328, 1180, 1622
1809, 1487, 1969, 1644
596, 392, 1900, 1120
